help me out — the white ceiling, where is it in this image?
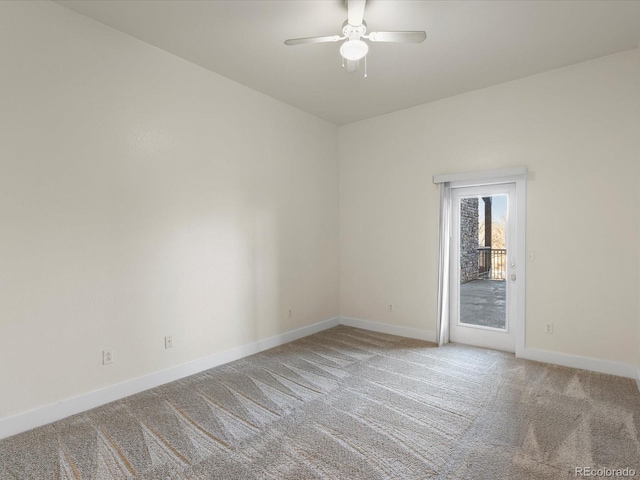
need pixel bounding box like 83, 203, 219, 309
55, 0, 640, 125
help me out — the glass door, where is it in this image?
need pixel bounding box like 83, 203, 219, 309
449, 183, 517, 352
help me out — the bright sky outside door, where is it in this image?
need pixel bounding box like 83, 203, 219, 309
450, 183, 517, 353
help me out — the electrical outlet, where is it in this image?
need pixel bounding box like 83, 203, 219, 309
527, 251, 536, 262
288, 309, 292, 318
389, 304, 394, 312
165, 335, 173, 349
103, 349, 113, 365
544, 323, 553, 334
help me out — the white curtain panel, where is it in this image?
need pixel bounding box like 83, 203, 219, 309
436, 182, 451, 346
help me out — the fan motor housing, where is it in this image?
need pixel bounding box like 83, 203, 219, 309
342, 20, 367, 38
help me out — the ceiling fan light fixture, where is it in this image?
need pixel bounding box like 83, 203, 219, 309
340, 39, 368, 61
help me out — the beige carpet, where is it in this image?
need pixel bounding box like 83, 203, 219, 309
1, 326, 639, 479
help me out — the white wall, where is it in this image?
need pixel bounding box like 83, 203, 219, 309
340, 50, 639, 365
0, 1, 339, 420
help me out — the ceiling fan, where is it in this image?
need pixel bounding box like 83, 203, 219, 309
284, 0, 426, 76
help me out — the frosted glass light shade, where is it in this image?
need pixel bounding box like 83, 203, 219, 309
340, 39, 368, 61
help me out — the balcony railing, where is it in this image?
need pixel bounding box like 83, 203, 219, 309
478, 247, 506, 280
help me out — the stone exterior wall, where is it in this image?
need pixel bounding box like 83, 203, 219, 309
460, 198, 479, 283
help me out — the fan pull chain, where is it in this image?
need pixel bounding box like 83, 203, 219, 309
364, 55, 367, 78
342, 56, 345, 69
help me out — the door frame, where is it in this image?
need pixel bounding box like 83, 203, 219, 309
450, 183, 517, 352
434, 167, 527, 356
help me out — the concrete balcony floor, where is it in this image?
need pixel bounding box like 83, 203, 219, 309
460, 279, 506, 329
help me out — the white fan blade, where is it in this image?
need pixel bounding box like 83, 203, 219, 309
285, 35, 342, 46
345, 59, 359, 73
347, 0, 366, 27
367, 31, 426, 43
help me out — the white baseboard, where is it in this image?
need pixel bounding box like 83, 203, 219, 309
3, 316, 636, 440
338, 316, 638, 384
0, 317, 340, 441
518, 347, 637, 380
339, 316, 437, 343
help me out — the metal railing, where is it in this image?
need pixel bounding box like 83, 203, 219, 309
478, 247, 506, 280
